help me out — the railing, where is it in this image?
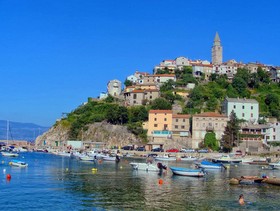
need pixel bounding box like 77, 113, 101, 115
152, 130, 172, 137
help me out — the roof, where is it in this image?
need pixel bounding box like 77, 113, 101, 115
153, 74, 176, 77
173, 114, 191, 118
149, 110, 173, 114
241, 124, 272, 130
225, 97, 258, 104
193, 112, 227, 118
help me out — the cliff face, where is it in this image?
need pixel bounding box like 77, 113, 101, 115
35, 122, 140, 148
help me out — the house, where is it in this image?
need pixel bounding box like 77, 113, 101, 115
222, 97, 259, 124
147, 110, 173, 143
172, 114, 191, 146
238, 124, 272, 153
123, 89, 160, 106
192, 112, 228, 149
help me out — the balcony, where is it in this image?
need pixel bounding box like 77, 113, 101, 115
206, 126, 214, 132
152, 130, 172, 138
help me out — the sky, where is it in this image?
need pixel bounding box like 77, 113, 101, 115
0, 0, 280, 127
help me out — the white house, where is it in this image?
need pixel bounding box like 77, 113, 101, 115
222, 97, 259, 124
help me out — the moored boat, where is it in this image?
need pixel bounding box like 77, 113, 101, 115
1, 151, 19, 157
262, 178, 280, 186
155, 154, 176, 161
213, 155, 242, 164
198, 160, 226, 169
130, 162, 167, 172
9, 159, 28, 167
179, 156, 198, 161
169, 166, 205, 177
268, 161, 280, 169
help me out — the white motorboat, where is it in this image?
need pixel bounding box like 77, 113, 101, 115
79, 155, 95, 161
1, 151, 19, 157
129, 162, 167, 172
155, 154, 176, 161
179, 156, 198, 161
213, 155, 242, 164
9, 160, 28, 167
103, 154, 121, 162
269, 161, 280, 169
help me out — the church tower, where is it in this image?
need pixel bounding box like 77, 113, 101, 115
211, 32, 223, 65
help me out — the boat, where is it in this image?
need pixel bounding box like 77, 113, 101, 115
213, 155, 242, 164
1, 151, 19, 157
198, 160, 226, 169
179, 156, 198, 161
129, 162, 167, 172
169, 166, 205, 177
79, 155, 95, 161
229, 176, 264, 185
155, 154, 176, 161
56, 151, 71, 157
268, 161, 280, 169
9, 159, 28, 167
103, 154, 121, 162
248, 158, 269, 165
262, 178, 280, 186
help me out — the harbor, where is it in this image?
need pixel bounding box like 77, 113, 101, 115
1, 151, 280, 210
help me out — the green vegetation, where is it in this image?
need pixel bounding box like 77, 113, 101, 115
203, 132, 219, 151
59, 66, 280, 144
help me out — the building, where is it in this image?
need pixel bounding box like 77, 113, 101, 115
147, 110, 173, 142
192, 112, 228, 148
123, 89, 160, 106
211, 32, 223, 65
222, 97, 259, 124
172, 114, 191, 145
107, 79, 122, 96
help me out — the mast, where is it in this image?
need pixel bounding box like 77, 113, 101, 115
6, 120, 9, 145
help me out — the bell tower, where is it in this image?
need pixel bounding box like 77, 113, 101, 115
212, 32, 223, 65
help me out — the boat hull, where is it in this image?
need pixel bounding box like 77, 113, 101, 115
130, 162, 160, 172
170, 167, 205, 177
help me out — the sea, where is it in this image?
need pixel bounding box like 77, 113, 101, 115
1, 152, 280, 211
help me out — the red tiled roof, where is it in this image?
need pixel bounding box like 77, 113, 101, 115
173, 114, 190, 118
131, 89, 144, 93
153, 74, 176, 77
149, 110, 173, 114
193, 112, 227, 118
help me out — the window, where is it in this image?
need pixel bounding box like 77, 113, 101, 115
154, 124, 158, 127
164, 118, 167, 121
251, 113, 253, 117
175, 125, 178, 129
242, 105, 245, 109
242, 113, 244, 117
274, 128, 276, 132
181, 125, 185, 129
233, 105, 236, 109
176, 119, 178, 122
133, 94, 137, 99
154, 118, 157, 121
183, 119, 185, 122
251, 106, 253, 110
273, 135, 276, 140
209, 123, 212, 126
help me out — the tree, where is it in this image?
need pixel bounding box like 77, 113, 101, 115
221, 111, 240, 152
128, 106, 148, 123
204, 132, 219, 151
124, 79, 133, 87
232, 76, 247, 97
150, 98, 172, 110
160, 80, 176, 92
106, 104, 128, 125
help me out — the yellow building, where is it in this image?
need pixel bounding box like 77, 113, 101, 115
147, 110, 173, 138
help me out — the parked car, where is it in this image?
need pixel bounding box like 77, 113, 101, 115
235, 150, 242, 156
136, 146, 146, 151
122, 145, 133, 150
198, 149, 209, 153
180, 148, 196, 153
166, 148, 179, 153
151, 147, 164, 152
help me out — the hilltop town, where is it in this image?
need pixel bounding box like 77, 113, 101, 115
36, 33, 280, 155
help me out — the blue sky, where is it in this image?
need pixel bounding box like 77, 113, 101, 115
0, 0, 279, 127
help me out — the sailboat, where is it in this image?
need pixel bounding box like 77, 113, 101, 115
1, 120, 19, 157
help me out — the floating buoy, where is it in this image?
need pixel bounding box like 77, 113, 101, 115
65, 168, 69, 172
9, 162, 12, 165
6, 174, 11, 180
120, 166, 123, 169
98, 160, 102, 164
92, 168, 98, 171
158, 179, 163, 185
3, 168, 6, 173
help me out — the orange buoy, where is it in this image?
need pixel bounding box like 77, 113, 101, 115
6, 174, 11, 180
158, 179, 163, 185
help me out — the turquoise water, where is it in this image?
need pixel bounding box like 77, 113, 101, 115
1, 153, 280, 210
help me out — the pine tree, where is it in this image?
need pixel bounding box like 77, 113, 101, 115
221, 111, 240, 152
